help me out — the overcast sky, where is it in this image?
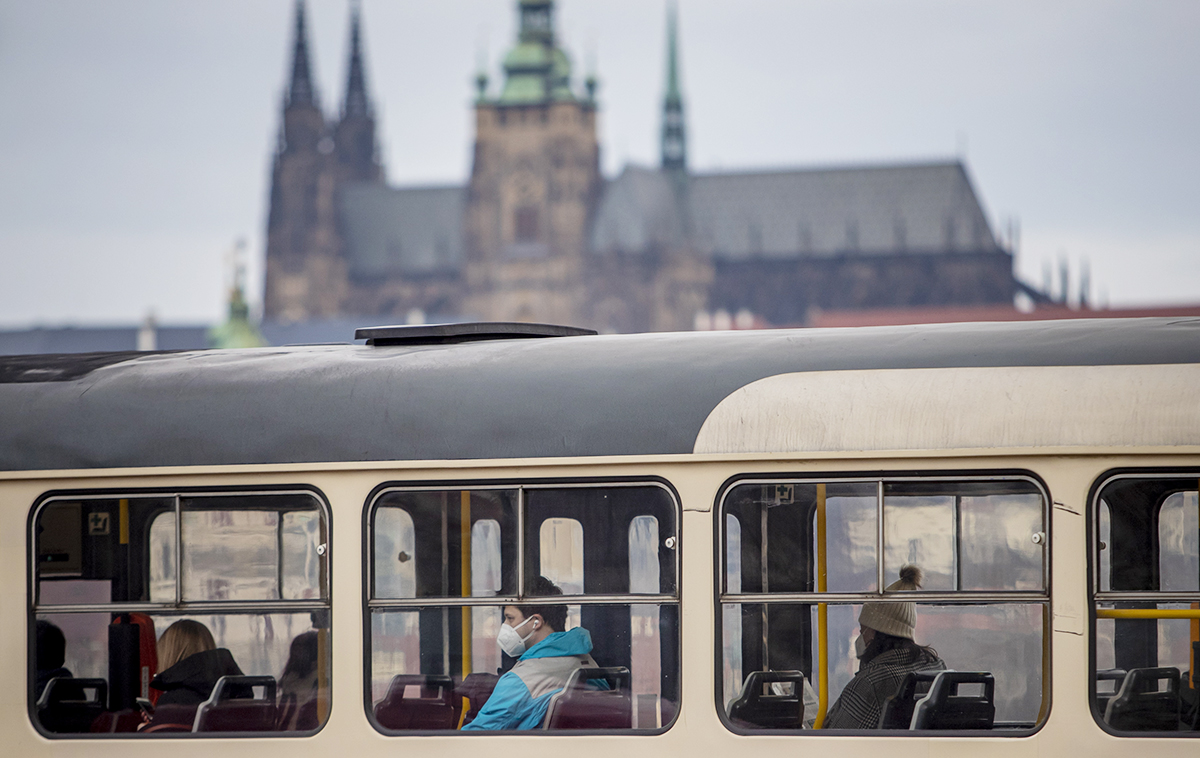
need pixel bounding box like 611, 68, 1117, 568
0, 0, 1197, 327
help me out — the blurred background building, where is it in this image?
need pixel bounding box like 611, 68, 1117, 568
2, 0, 1196, 356
263, 0, 1029, 334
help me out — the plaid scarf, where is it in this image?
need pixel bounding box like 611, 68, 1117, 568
824, 646, 945, 730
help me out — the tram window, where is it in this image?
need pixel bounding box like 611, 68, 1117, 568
31, 490, 332, 737
1091, 474, 1200, 735
719, 476, 1048, 734
366, 483, 680, 733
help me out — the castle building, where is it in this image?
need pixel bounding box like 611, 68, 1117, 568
263, 0, 1021, 332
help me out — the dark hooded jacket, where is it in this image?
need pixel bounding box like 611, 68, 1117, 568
150, 648, 244, 708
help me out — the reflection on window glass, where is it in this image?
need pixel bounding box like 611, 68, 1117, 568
723, 515, 742, 708
630, 517, 661, 700
720, 476, 1048, 733
182, 510, 279, 601
540, 517, 584, 596
471, 519, 504, 675
1159, 492, 1199, 593
366, 484, 680, 733
884, 482, 1046, 592
32, 491, 331, 737
1092, 475, 1200, 735
374, 507, 417, 599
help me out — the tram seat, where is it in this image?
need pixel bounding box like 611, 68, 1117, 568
374, 674, 461, 730
1104, 666, 1181, 731
89, 708, 145, 733
726, 670, 806, 730
140, 703, 201, 733
194, 675, 278, 732
543, 667, 632, 729
1095, 668, 1128, 719
878, 671, 940, 729
911, 671, 995, 730
458, 672, 500, 727
36, 677, 107, 733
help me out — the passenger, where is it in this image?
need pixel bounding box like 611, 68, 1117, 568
461, 576, 599, 730
824, 565, 945, 729
277, 630, 320, 731
34, 620, 73, 700
148, 620, 244, 711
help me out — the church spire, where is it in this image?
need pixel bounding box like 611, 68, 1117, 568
661, 1, 687, 172
287, 0, 318, 108
342, 1, 371, 119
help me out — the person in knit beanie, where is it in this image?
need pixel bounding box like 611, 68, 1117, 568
824, 565, 945, 729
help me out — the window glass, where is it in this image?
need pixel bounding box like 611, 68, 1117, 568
722, 515, 743, 709
366, 483, 680, 733
372, 489, 518, 599
1092, 474, 1200, 735
32, 490, 331, 737
719, 476, 1048, 734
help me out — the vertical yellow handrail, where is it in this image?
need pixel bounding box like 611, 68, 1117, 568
461, 491, 472, 676
1192, 480, 1199, 689
814, 484, 829, 728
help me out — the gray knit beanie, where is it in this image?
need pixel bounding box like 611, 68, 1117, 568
858, 565, 923, 640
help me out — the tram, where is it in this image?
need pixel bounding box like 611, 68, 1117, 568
5, 317, 1200, 756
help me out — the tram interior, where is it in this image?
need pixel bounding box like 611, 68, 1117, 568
721, 479, 1048, 731
1095, 477, 1200, 733
33, 493, 330, 735
368, 486, 679, 731
27, 475, 1200, 736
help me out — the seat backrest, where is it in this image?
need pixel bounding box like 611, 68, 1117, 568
911, 671, 995, 730
1095, 668, 1128, 719
1104, 666, 1181, 732
373, 674, 460, 731
726, 670, 806, 730
878, 671, 940, 729
544, 667, 632, 729
194, 675, 278, 733
36, 677, 108, 733
458, 672, 500, 727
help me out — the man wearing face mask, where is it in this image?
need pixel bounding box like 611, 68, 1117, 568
462, 576, 599, 730
823, 565, 945, 729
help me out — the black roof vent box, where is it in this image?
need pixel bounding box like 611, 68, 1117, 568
356, 322, 597, 347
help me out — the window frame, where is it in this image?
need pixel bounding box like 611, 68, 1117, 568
27, 484, 333, 740
1088, 468, 1200, 738
713, 470, 1052, 737
361, 476, 683, 736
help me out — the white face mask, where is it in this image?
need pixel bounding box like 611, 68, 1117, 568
854, 634, 868, 659
497, 615, 538, 658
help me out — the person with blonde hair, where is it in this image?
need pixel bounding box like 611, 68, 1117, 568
824, 565, 945, 729
149, 620, 243, 711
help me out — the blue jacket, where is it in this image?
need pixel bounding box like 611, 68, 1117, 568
462, 627, 597, 730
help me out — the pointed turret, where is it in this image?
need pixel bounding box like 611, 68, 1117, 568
335, 0, 382, 182
279, 0, 325, 155
342, 2, 370, 119
661, 2, 687, 172
287, 0, 318, 108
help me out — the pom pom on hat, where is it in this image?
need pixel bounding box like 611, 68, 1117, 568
858, 564, 923, 640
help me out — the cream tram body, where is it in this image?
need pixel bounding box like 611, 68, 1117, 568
3, 318, 1199, 756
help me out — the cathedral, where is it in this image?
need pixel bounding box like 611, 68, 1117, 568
263, 0, 1021, 332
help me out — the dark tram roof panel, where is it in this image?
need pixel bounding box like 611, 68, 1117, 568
355, 322, 597, 346
1, 318, 1199, 472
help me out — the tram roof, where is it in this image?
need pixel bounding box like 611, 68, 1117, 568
1, 317, 1198, 471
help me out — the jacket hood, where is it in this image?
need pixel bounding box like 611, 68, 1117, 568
521, 627, 593, 660
150, 647, 243, 696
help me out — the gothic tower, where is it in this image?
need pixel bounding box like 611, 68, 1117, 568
264, 1, 383, 322
661, 2, 687, 173
464, 0, 602, 325
334, 3, 382, 184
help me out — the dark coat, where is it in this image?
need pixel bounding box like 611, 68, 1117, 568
150, 648, 243, 707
